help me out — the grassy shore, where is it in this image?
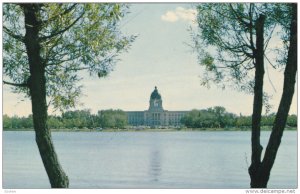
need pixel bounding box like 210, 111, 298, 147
3, 126, 297, 132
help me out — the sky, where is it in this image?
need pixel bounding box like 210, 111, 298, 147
2, 3, 298, 117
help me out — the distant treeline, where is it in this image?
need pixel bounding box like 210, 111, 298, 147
181, 107, 297, 129
3, 109, 127, 130
3, 107, 297, 130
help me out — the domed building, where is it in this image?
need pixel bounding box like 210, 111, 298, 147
126, 86, 188, 127
149, 86, 163, 111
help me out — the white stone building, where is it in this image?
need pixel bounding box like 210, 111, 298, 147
126, 86, 188, 127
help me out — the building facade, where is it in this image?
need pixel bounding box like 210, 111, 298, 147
126, 86, 188, 127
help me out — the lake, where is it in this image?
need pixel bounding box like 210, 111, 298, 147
2, 131, 297, 189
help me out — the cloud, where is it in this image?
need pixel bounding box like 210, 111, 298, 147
161, 11, 179, 22
161, 7, 197, 23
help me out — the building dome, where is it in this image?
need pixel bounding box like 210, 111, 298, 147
150, 86, 161, 100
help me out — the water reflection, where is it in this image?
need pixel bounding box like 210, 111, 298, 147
148, 148, 162, 182
3, 131, 297, 189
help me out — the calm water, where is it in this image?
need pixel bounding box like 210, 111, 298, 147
2, 131, 297, 189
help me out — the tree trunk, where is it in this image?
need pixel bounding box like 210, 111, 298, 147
248, 14, 266, 188
23, 4, 69, 188
249, 4, 297, 188
260, 3, 297, 188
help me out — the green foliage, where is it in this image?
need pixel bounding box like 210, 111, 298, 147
181, 107, 297, 129
47, 116, 64, 129
3, 109, 297, 130
97, 109, 128, 129
3, 109, 128, 130
3, 114, 33, 129
3, 3, 136, 111
181, 107, 237, 128
3, 114, 12, 129
193, 3, 291, 91
261, 113, 276, 126
287, 114, 297, 127
236, 115, 252, 127
61, 109, 97, 129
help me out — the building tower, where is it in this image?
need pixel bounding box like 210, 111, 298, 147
149, 86, 163, 111
147, 86, 164, 126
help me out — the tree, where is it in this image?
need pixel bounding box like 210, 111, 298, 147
258, 4, 297, 187
181, 107, 237, 128
211, 106, 236, 128
97, 109, 128, 129
194, 3, 297, 188
47, 115, 63, 129
286, 114, 297, 127
261, 114, 276, 126
236, 115, 252, 128
61, 109, 95, 129
194, 7, 270, 182
181, 109, 202, 128
3, 3, 135, 188
3, 114, 12, 129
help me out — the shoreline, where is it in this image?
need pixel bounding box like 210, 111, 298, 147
3, 126, 297, 132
